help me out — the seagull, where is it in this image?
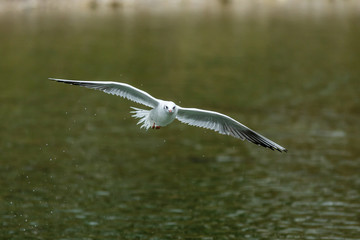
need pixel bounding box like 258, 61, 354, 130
50, 78, 287, 152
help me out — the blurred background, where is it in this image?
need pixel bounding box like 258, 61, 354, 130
1, 0, 360, 239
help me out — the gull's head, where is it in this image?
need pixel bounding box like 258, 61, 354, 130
163, 101, 177, 114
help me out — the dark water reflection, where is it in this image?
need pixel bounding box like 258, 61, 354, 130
1, 8, 360, 239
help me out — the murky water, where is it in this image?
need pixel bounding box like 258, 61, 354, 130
1, 4, 360, 239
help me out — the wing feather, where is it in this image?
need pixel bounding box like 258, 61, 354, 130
49, 78, 159, 108
177, 107, 287, 152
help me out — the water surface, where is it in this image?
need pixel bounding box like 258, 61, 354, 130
1, 5, 360, 239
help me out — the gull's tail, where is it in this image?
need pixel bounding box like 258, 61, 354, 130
130, 107, 152, 130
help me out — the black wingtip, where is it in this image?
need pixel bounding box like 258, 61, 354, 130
49, 78, 82, 86
277, 147, 288, 153
49, 78, 66, 83
243, 129, 287, 153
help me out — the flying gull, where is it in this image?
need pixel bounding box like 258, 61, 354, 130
50, 78, 287, 152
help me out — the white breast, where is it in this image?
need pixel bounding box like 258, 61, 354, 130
150, 106, 177, 127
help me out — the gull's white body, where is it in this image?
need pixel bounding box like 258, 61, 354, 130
131, 100, 178, 129
50, 78, 287, 152
151, 101, 178, 127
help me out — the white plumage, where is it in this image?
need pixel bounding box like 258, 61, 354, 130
50, 78, 287, 152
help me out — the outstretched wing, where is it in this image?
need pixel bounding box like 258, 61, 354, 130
176, 107, 287, 152
50, 78, 159, 108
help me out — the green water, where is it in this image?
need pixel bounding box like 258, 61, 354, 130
1, 10, 360, 239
